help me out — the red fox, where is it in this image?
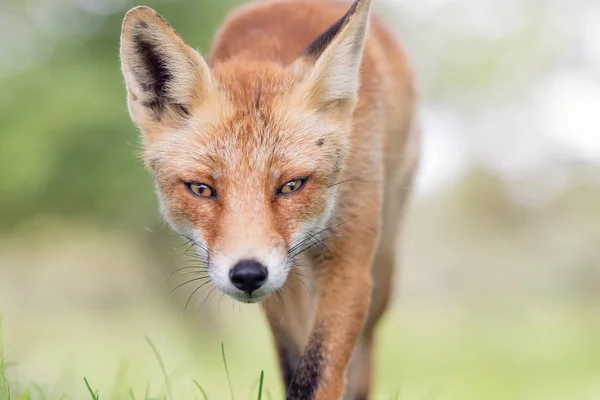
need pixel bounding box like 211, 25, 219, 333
120, 0, 419, 398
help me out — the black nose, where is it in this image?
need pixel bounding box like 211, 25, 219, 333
229, 260, 268, 293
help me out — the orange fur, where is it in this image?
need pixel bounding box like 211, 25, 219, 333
120, 1, 419, 398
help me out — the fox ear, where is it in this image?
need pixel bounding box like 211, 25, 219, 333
120, 6, 214, 133
291, 0, 373, 115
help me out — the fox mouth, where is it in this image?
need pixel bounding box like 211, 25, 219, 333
225, 285, 279, 304
234, 291, 272, 304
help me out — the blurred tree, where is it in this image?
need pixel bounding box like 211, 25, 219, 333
0, 0, 241, 232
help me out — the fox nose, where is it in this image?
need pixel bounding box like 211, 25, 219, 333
229, 260, 268, 293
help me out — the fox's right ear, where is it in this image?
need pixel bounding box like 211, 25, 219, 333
288, 0, 372, 117
120, 6, 215, 136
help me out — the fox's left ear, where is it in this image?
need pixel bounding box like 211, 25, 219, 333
120, 6, 216, 136
290, 0, 373, 116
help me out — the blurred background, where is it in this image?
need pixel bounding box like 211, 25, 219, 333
1, 0, 599, 398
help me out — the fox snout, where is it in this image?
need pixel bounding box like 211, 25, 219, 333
229, 260, 268, 294
208, 241, 291, 303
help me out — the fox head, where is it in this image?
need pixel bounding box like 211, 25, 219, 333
120, 0, 373, 303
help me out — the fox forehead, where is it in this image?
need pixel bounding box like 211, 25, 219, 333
144, 63, 345, 180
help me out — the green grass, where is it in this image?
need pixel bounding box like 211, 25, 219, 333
1, 305, 599, 400
0, 324, 266, 400
1, 318, 11, 400
79, 352, 266, 400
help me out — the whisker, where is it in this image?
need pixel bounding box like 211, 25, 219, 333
326, 178, 380, 189
218, 292, 226, 320
199, 286, 217, 312
182, 242, 197, 257
175, 233, 210, 254
289, 235, 317, 258
306, 232, 332, 254
287, 235, 314, 256
167, 266, 208, 283
176, 261, 209, 269
184, 280, 213, 315
275, 288, 286, 325
288, 268, 311, 295
166, 277, 211, 298
289, 264, 309, 278
288, 233, 339, 259
325, 177, 415, 190
180, 270, 209, 276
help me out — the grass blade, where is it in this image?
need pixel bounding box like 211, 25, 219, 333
110, 360, 130, 400
0, 318, 11, 400
221, 343, 235, 400
83, 377, 99, 400
192, 380, 209, 400
257, 371, 264, 400
144, 337, 173, 400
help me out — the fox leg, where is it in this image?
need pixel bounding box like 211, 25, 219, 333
343, 156, 418, 399
263, 268, 313, 391
285, 207, 381, 400
343, 334, 374, 400
342, 228, 401, 400
286, 256, 375, 400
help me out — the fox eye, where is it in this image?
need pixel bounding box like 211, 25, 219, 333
279, 179, 306, 195
185, 182, 215, 198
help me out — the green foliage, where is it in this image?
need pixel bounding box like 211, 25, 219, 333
0, 0, 242, 232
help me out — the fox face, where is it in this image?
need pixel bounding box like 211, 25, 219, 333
146, 68, 348, 303
120, 3, 370, 302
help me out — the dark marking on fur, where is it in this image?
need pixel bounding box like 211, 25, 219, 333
331, 147, 344, 176
304, 0, 361, 59
132, 33, 191, 120
140, 100, 162, 118
278, 341, 301, 390
255, 87, 262, 111
316, 138, 325, 147
174, 103, 191, 117
286, 327, 325, 400
355, 395, 368, 400
133, 35, 171, 98
147, 157, 158, 171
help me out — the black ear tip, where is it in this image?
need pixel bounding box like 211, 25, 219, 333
303, 0, 366, 59
347, 0, 361, 16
